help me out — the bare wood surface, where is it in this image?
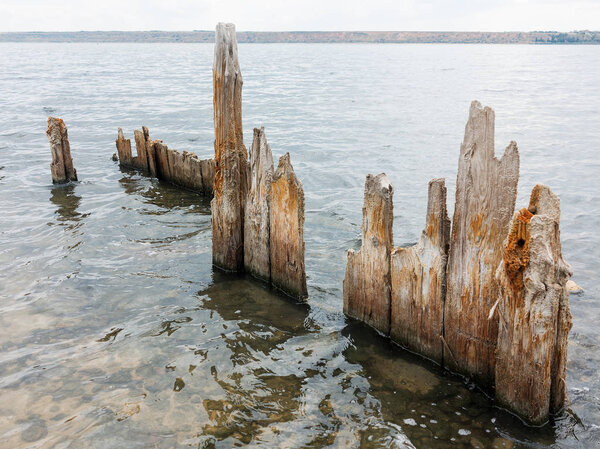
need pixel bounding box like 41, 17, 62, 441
495, 184, 572, 424
270, 153, 307, 299
47, 117, 77, 184
443, 101, 519, 385
211, 22, 248, 271
391, 178, 450, 363
343, 173, 394, 334
244, 127, 274, 281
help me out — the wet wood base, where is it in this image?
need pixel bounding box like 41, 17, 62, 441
47, 117, 77, 184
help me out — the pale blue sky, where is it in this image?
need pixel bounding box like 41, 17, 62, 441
1, 0, 599, 32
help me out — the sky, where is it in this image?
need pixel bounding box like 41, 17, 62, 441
1, 0, 599, 32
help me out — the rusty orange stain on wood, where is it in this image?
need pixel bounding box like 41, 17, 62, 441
503, 208, 534, 294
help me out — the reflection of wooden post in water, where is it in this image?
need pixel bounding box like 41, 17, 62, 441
49, 184, 81, 222
47, 117, 77, 184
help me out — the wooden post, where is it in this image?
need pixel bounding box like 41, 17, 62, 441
200, 159, 215, 195
390, 178, 450, 363
244, 127, 274, 282
115, 128, 133, 166
270, 153, 307, 299
343, 173, 393, 334
494, 184, 572, 424
47, 117, 77, 184
443, 101, 520, 385
134, 128, 149, 171
211, 22, 248, 271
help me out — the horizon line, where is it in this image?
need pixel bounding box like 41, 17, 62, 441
2, 29, 599, 33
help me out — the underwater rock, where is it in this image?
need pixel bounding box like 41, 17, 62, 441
47, 117, 77, 184
443, 101, 519, 385
390, 178, 450, 363
566, 279, 583, 294
495, 184, 572, 424
343, 173, 394, 334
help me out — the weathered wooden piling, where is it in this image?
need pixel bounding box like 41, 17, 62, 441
111, 23, 308, 299
343, 173, 394, 334
340, 101, 572, 424
115, 127, 214, 194
270, 153, 308, 299
211, 22, 248, 271
494, 184, 572, 424
244, 127, 274, 281
47, 117, 77, 184
390, 179, 450, 363
115, 128, 133, 166
443, 101, 520, 385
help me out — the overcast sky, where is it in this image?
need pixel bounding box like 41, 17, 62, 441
1, 0, 599, 32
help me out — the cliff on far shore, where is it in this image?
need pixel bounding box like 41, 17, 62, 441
1, 30, 599, 44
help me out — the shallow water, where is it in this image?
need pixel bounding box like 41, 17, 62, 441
0, 42, 599, 448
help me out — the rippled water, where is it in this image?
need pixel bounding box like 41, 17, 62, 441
0, 43, 599, 448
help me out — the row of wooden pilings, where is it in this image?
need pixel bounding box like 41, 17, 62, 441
47, 22, 572, 426
343, 101, 572, 425
113, 23, 308, 300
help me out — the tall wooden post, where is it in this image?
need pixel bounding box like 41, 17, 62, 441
443, 101, 520, 385
211, 22, 248, 271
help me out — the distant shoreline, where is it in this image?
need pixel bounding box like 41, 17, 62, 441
1, 30, 599, 44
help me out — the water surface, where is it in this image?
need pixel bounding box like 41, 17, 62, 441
0, 43, 599, 448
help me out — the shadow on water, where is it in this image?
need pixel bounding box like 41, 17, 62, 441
193, 272, 314, 445
118, 167, 211, 215
199, 271, 311, 332
342, 320, 560, 448
49, 183, 83, 227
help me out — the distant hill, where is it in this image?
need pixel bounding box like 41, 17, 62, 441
1, 30, 599, 44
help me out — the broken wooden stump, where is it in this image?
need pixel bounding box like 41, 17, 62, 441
390, 178, 450, 363
211, 22, 248, 271
244, 127, 274, 282
343, 173, 394, 334
115, 127, 215, 195
47, 117, 77, 184
341, 101, 573, 425
443, 100, 520, 385
115, 128, 133, 166
494, 184, 572, 424
270, 153, 308, 299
